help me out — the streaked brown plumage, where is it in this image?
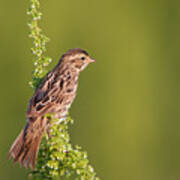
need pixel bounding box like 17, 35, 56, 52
8, 48, 95, 169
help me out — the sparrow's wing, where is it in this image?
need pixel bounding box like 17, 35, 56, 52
26, 71, 63, 118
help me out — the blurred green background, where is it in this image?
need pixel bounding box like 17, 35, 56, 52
1, 0, 180, 179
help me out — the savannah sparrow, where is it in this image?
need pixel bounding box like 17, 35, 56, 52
8, 48, 95, 169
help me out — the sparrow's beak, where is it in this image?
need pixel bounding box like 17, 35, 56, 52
89, 58, 96, 63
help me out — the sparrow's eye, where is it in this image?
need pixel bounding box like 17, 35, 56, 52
81, 56, 85, 61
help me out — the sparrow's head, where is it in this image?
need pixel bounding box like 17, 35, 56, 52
60, 48, 95, 72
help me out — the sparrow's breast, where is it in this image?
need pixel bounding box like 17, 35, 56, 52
51, 72, 79, 119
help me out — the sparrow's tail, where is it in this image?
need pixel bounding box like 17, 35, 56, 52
8, 118, 47, 169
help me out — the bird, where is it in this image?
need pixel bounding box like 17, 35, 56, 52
8, 48, 95, 169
